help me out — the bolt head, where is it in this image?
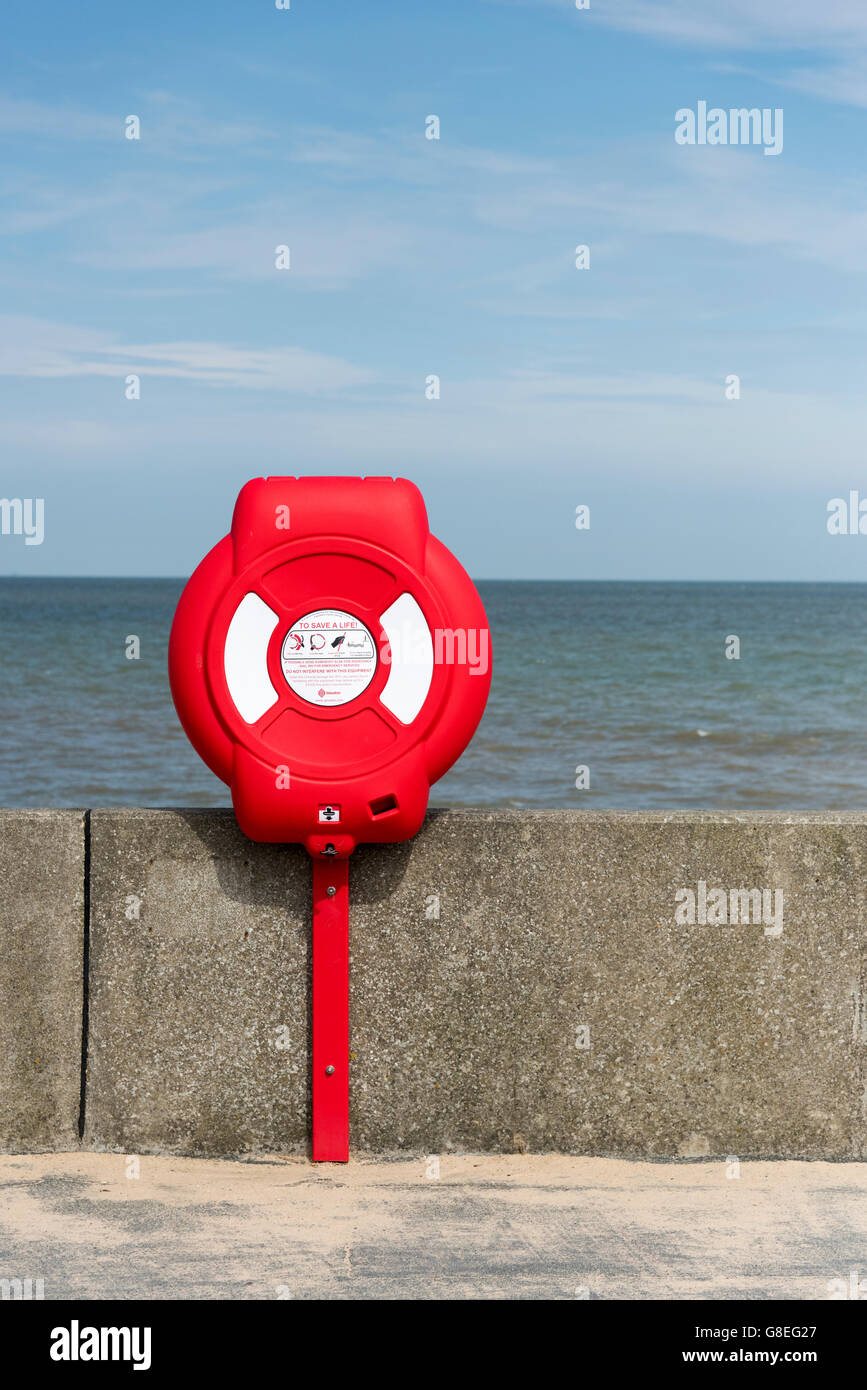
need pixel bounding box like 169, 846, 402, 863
325, 1065, 335, 1076
326, 886, 336, 897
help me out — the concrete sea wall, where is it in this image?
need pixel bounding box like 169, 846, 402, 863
3, 808, 867, 1159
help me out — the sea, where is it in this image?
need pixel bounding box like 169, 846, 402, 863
1, 578, 865, 811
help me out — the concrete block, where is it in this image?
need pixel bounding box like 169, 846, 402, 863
350, 811, 867, 1157
0, 810, 84, 1150
85, 810, 309, 1155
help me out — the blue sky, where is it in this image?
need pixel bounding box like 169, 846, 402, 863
2, 0, 867, 578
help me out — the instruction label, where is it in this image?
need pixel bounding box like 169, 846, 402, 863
281, 608, 377, 707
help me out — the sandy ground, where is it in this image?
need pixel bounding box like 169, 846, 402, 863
1, 1152, 865, 1300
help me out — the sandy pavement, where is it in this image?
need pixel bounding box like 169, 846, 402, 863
1, 1152, 865, 1300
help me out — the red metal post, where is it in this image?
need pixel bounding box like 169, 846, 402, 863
311, 856, 350, 1161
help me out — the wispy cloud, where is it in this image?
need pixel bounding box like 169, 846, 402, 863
0, 96, 117, 140
71, 204, 415, 285
496, 0, 867, 51
0, 93, 273, 151
494, 0, 867, 109
0, 316, 375, 392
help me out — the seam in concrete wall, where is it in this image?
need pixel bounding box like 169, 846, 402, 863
77, 809, 91, 1142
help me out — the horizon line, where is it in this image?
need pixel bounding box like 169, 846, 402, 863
3, 575, 867, 586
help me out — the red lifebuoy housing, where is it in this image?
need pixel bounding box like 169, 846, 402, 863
169, 476, 491, 857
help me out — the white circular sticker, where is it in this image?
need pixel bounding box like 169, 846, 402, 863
280, 608, 377, 707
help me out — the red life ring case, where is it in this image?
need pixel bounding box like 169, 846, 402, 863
169, 476, 492, 856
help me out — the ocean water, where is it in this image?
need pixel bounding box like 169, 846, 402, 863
1, 578, 866, 810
